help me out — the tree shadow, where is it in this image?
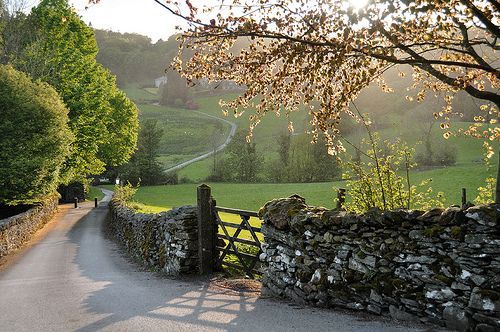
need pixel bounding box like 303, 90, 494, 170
66, 198, 417, 332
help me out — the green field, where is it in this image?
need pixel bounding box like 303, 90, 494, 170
120, 87, 497, 217
87, 186, 105, 202
106, 162, 494, 211
123, 85, 159, 103
136, 104, 232, 168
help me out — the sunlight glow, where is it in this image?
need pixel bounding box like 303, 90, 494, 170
349, 0, 369, 10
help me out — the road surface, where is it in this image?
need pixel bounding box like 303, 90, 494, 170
0, 190, 426, 331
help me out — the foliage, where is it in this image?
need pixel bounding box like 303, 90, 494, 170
0, 64, 72, 204
268, 134, 341, 183
159, 69, 191, 107
113, 182, 138, 204
343, 133, 445, 213
162, 0, 498, 147
120, 119, 165, 186
415, 142, 458, 167
209, 131, 264, 182
144, 0, 499, 202
94, 30, 178, 86
0, 0, 138, 182
98, 90, 139, 167
474, 177, 496, 205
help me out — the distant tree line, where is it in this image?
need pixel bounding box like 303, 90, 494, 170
208, 132, 341, 183
94, 29, 178, 87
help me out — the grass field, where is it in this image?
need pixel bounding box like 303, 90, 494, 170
120, 87, 497, 217
137, 104, 232, 168
116, 86, 497, 277
105, 161, 494, 211
123, 85, 159, 103
104, 161, 494, 240
87, 187, 105, 202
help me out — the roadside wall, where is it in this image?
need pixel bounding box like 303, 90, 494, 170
259, 196, 500, 332
109, 199, 198, 275
0, 194, 59, 258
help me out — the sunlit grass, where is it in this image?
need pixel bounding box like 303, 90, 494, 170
87, 186, 104, 201
105, 160, 495, 215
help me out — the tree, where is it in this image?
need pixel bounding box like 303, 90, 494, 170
159, 69, 191, 107
210, 131, 264, 182
0, 65, 73, 204
1, 0, 138, 182
269, 134, 341, 183
144, 0, 499, 202
120, 119, 165, 186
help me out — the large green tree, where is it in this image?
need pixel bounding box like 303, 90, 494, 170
0, 65, 73, 204
1, 0, 138, 182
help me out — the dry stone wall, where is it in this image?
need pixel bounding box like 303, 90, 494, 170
0, 194, 59, 257
259, 196, 500, 332
109, 199, 198, 275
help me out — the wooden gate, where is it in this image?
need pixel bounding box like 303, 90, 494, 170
213, 206, 262, 278
197, 184, 263, 278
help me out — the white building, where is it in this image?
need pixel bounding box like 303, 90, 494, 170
154, 76, 168, 88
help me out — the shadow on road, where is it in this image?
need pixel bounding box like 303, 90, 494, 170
64, 196, 417, 332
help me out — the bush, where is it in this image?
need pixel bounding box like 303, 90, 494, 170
474, 177, 496, 205
208, 132, 264, 182
185, 100, 199, 110
0, 65, 73, 205
415, 141, 457, 167
162, 172, 178, 185
113, 183, 138, 204
342, 133, 445, 213
267, 135, 341, 183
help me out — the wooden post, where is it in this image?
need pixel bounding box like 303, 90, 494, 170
336, 188, 346, 209
74, 197, 78, 208
462, 188, 467, 207
197, 184, 214, 275
94, 198, 98, 208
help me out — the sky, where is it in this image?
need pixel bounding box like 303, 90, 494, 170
69, 0, 185, 42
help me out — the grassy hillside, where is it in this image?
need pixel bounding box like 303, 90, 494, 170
138, 104, 232, 168
120, 86, 497, 213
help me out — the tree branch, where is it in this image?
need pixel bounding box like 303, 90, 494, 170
460, 0, 500, 38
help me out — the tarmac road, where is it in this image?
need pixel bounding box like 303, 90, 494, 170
0, 190, 428, 331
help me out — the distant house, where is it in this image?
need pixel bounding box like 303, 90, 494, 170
154, 76, 168, 88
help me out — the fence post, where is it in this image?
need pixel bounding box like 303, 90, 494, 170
74, 197, 78, 208
336, 188, 346, 209
94, 197, 98, 208
462, 188, 467, 207
197, 184, 214, 275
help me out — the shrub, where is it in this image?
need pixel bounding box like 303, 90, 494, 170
415, 141, 457, 167
342, 133, 445, 213
113, 182, 138, 204
0, 65, 73, 205
474, 177, 496, 205
185, 100, 199, 110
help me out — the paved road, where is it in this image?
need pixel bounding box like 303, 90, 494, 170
0, 190, 425, 331
163, 110, 237, 173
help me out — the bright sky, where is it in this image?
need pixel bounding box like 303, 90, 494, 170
69, 0, 185, 42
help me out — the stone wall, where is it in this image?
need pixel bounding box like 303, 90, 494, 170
0, 194, 59, 257
259, 196, 500, 332
109, 199, 198, 275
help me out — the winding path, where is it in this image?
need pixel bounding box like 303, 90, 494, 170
0, 190, 423, 331
164, 110, 237, 173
